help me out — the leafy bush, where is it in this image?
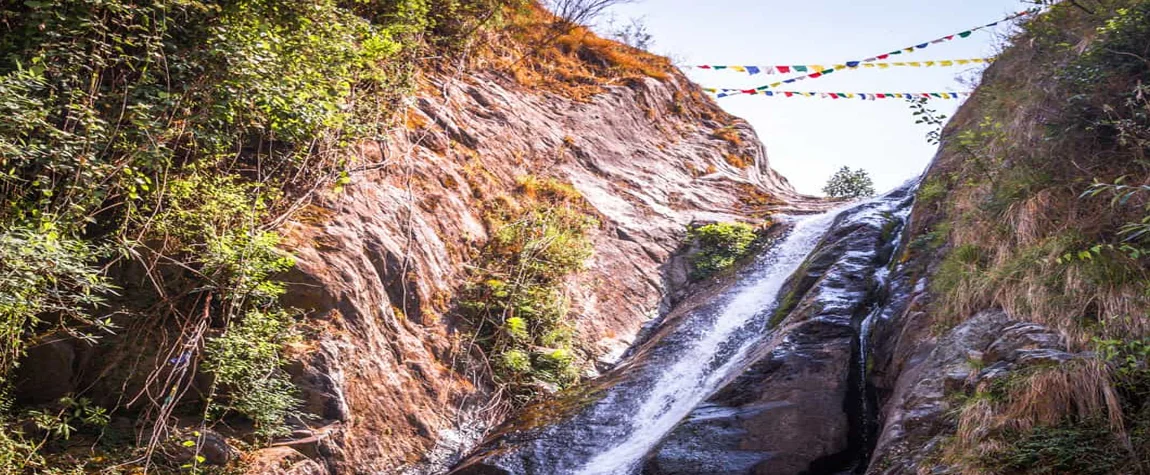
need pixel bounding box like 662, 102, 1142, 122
0, 227, 115, 379
688, 222, 759, 280
26, 397, 110, 442
204, 309, 300, 438
822, 166, 876, 199
459, 177, 596, 403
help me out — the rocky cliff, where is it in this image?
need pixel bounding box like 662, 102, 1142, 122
442, 2, 1150, 474
272, 57, 810, 473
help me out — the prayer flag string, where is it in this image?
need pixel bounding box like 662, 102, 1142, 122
691, 58, 991, 75
703, 91, 971, 100
709, 9, 1037, 98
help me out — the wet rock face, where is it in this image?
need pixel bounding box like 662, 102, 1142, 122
644, 324, 855, 475
866, 310, 1077, 474
644, 187, 914, 475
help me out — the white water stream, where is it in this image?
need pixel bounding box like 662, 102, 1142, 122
577, 210, 840, 475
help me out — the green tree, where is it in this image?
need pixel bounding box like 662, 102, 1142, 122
823, 166, 876, 199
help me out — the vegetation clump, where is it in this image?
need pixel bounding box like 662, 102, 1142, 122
0, 0, 517, 469
459, 176, 597, 405
688, 222, 762, 280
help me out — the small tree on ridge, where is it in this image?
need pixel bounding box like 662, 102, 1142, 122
823, 166, 876, 199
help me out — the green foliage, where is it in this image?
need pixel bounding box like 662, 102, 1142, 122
985, 421, 1126, 475
0, 0, 510, 467
688, 222, 759, 280
931, 244, 987, 296
146, 173, 301, 438
1095, 337, 1150, 403
460, 182, 596, 403
204, 309, 300, 438
26, 397, 110, 442
916, 178, 948, 206
906, 97, 949, 146
0, 227, 116, 378
822, 166, 876, 199
1084, 178, 1150, 243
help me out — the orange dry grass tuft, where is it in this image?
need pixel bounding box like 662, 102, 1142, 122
515, 174, 584, 205
474, 3, 673, 101
712, 126, 743, 147
405, 107, 430, 130
723, 153, 752, 169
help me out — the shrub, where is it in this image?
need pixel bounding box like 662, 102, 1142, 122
0, 227, 115, 380
822, 166, 876, 199
688, 222, 759, 280
459, 177, 596, 403
204, 309, 300, 438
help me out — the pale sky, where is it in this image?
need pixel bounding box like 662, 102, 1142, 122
597, 0, 1031, 194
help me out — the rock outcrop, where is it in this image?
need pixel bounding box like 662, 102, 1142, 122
644, 184, 913, 475
276, 67, 808, 472
867, 310, 1079, 474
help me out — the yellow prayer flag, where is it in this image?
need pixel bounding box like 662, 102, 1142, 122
940, 60, 954, 67
732, 66, 747, 72
924, 61, 936, 67
908, 62, 922, 67
878, 63, 892, 69
863, 63, 876, 68
845, 93, 856, 98
833, 64, 846, 70
770, 82, 783, 88
956, 59, 971, 65
971, 58, 985, 63
810, 65, 825, 72
940, 93, 951, 99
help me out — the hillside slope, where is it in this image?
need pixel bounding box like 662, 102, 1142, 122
868, 1, 1150, 472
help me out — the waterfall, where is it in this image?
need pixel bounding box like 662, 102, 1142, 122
451, 183, 920, 475
576, 211, 839, 475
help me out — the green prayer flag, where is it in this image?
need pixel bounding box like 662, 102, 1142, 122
958, 31, 972, 38
794, 65, 808, 72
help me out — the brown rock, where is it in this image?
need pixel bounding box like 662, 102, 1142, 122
278, 67, 816, 472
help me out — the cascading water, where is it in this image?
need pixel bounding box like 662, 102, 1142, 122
451, 184, 920, 475
576, 211, 838, 475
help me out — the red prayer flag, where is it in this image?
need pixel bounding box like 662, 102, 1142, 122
784, 92, 794, 97
777, 66, 791, 73
877, 54, 890, 60
810, 72, 823, 78
698, 65, 711, 69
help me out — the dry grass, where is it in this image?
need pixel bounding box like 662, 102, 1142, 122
472, 3, 673, 101
405, 107, 430, 130
924, 0, 1150, 345
944, 362, 1131, 473
723, 153, 752, 169
515, 174, 584, 204
911, 3, 1150, 470
712, 126, 743, 147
